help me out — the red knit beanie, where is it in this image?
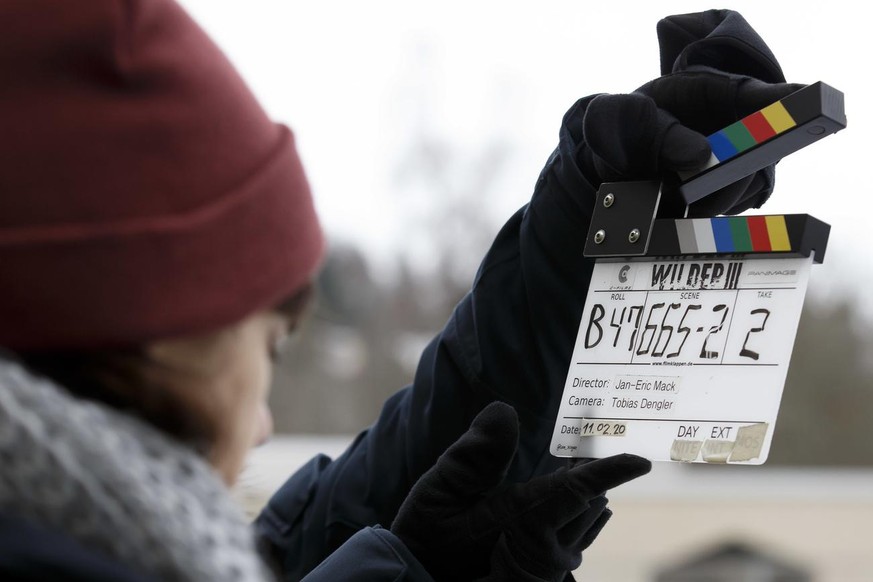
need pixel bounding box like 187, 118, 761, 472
0, 0, 324, 350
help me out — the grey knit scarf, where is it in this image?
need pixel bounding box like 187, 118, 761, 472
0, 358, 272, 581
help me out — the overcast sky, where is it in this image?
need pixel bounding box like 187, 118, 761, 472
178, 0, 868, 307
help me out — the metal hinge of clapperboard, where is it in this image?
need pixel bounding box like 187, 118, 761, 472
584, 82, 846, 263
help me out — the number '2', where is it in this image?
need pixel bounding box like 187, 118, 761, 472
700, 304, 729, 359
740, 308, 771, 361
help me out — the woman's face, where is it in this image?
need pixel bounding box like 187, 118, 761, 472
147, 309, 297, 485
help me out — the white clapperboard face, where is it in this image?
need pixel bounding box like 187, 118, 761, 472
550, 255, 813, 464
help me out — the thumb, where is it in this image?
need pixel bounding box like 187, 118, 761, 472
426, 401, 520, 500
584, 93, 709, 180
660, 122, 712, 173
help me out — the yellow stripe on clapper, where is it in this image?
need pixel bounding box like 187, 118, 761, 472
760, 102, 796, 134
764, 216, 791, 251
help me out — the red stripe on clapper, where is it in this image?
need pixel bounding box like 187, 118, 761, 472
747, 216, 772, 251
742, 111, 778, 143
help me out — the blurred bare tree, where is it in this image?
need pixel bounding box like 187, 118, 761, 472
769, 298, 873, 465
269, 39, 515, 432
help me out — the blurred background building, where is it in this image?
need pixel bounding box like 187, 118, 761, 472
174, 1, 873, 579
238, 440, 873, 581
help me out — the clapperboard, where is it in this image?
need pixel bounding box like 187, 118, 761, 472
550, 82, 846, 464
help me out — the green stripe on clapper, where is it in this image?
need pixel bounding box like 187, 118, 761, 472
722, 120, 757, 153
728, 217, 753, 252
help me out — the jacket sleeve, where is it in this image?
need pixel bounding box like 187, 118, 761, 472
0, 513, 156, 582
254, 96, 604, 581
300, 527, 433, 582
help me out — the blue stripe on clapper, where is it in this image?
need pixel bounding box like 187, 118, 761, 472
711, 218, 735, 252
708, 131, 739, 162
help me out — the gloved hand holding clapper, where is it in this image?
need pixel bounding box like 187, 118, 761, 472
549, 11, 847, 465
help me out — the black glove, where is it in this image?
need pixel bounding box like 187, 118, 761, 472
578, 73, 802, 217
473, 469, 614, 582
568, 8, 804, 217
656, 10, 785, 87
390, 402, 651, 581
641, 71, 803, 215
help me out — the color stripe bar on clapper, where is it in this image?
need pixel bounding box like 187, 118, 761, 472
678, 82, 846, 204
701, 101, 796, 167
676, 216, 792, 254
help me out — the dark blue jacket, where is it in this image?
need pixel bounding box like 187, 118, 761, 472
0, 514, 154, 582
255, 96, 601, 580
